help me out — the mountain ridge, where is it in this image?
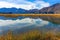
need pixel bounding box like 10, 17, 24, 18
0, 3, 60, 14
39, 3, 60, 14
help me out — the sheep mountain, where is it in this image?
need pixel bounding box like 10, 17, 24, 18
0, 3, 60, 14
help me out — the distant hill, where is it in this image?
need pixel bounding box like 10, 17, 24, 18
39, 3, 60, 14
0, 8, 28, 14
0, 3, 60, 14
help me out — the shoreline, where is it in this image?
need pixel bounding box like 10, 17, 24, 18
0, 14, 59, 17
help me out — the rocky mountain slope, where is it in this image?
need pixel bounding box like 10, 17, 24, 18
39, 3, 60, 14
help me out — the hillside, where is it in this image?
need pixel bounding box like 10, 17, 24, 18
39, 3, 60, 14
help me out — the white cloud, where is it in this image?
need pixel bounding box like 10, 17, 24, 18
34, 1, 50, 9
0, 0, 50, 10
0, 1, 35, 10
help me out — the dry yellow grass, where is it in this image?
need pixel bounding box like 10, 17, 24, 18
0, 14, 60, 17
0, 30, 60, 40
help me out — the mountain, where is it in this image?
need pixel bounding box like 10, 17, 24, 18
28, 9, 39, 13
0, 8, 28, 14
0, 8, 39, 14
39, 3, 60, 14
0, 3, 60, 14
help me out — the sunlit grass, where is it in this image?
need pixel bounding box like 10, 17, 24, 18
0, 30, 60, 40
0, 14, 60, 17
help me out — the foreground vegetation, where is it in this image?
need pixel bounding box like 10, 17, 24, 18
0, 30, 60, 40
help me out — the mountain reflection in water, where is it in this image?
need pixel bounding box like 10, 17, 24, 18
0, 17, 59, 34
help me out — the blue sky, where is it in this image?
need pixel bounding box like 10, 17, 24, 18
43, 0, 60, 5
0, 0, 59, 10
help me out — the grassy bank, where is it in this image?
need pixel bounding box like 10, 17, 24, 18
0, 14, 59, 17
0, 30, 60, 40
